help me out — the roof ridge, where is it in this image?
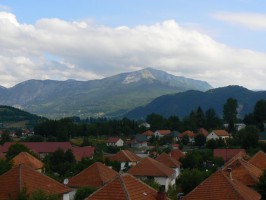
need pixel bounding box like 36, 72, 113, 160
119, 173, 131, 200
148, 157, 174, 177
240, 159, 261, 181
221, 172, 246, 199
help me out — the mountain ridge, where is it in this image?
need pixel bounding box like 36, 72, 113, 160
125, 85, 266, 119
0, 68, 212, 118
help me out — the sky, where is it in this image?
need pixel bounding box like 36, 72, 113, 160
0, 0, 266, 90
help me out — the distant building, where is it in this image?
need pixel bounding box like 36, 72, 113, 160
154, 130, 171, 138
131, 134, 148, 148
106, 137, 124, 147
206, 130, 229, 141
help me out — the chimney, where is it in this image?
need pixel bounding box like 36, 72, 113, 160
227, 167, 233, 180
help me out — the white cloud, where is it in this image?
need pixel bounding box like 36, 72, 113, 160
0, 11, 266, 90
212, 12, 266, 30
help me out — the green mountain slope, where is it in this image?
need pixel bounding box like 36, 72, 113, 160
125, 86, 266, 119
0, 68, 212, 118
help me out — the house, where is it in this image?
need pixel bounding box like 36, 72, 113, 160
156, 152, 181, 178
154, 130, 171, 138
169, 149, 185, 162
224, 123, 246, 131
127, 157, 176, 191
106, 137, 124, 147
197, 128, 209, 137
182, 170, 261, 200
0, 164, 74, 200
131, 134, 148, 148
139, 122, 151, 129
1, 142, 73, 159
164, 131, 180, 143
11, 152, 44, 172
85, 173, 162, 200
107, 150, 142, 171
258, 132, 266, 141
178, 130, 196, 143
68, 162, 118, 189
249, 150, 266, 170
213, 148, 246, 162
206, 130, 229, 141
142, 130, 154, 139
71, 146, 95, 161
222, 156, 262, 186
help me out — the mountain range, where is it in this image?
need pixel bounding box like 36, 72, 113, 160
0, 68, 212, 118
125, 85, 266, 119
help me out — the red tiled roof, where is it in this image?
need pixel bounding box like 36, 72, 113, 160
1, 142, 72, 153
107, 137, 121, 143
156, 130, 171, 135
72, 146, 95, 161
142, 130, 154, 136
214, 149, 246, 162
128, 157, 175, 177
212, 130, 229, 136
11, 152, 44, 170
249, 150, 266, 170
68, 162, 118, 188
108, 150, 142, 163
156, 153, 181, 168
169, 150, 185, 161
179, 130, 196, 138
0, 164, 72, 200
85, 173, 159, 200
197, 128, 209, 137
222, 157, 262, 186
183, 170, 261, 200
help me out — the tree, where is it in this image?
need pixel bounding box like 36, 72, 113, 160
177, 169, 209, 194
182, 134, 189, 146
0, 159, 12, 175
237, 125, 259, 149
256, 170, 266, 199
74, 187, 96, 200
30, 190, 59, 200
6, 143, 32, 160
223, 98, 238, 133
195, 134, 206, 147
205, 109, 222, 130
205, 139, 216, 149
146, 113, 166, 130
0, 130, 12, 145
254, 100, 266, 131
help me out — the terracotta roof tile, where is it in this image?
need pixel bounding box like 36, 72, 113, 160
249, 150, 266, 170
156, 130, 171, 135
179, 130, 196, 138
183, 170, 261, 200
156, 153, 181, 168
107, 137, 121, 143
68, 162, 118, 188
0, 164, 72, 200
214, 149, 246, 162
11, 152, 44, 170
169, 150, 185, 161
127, 157, 175, 177
1, 142, 72, 153
86, 173, 159, 200
142, 130, 154, 136
222, 157, 262, 186
108, 150, 142, 163
72, 146, 95, 161
197, 128, 209, 137
212, 130, 229, 136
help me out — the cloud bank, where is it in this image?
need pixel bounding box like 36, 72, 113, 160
0, 12, 266, 90
213, 12, 266, 30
